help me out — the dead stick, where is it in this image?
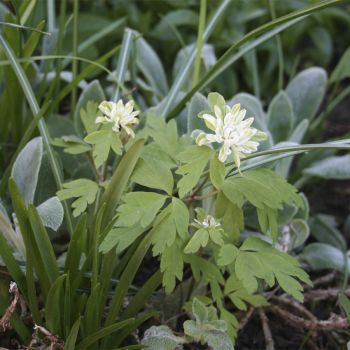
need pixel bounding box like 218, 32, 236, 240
304, 287, 350, 302
238, 306, 255, 330
258, 308, 275, 350
267, 305, 349, 330
270, 296, 317, 321
0, 282, 19, 331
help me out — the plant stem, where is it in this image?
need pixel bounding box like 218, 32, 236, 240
192, 0, 207, 87
70, 0, 79, 118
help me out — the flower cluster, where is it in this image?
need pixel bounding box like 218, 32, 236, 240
196, 97, 266, 168
194, 215, 221, 229
96, 99, 139, 137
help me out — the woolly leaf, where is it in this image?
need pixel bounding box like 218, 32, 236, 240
142, 325, 183, 350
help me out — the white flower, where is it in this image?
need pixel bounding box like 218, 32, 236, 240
195, 101, 266, 168
194, 215, 221, 229
96, 99, 140, 137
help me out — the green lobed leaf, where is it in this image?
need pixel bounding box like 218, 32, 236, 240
176, 145, 212, 198
99, 224, 145, 255
84, 129, 123, 168
117, 192, 167, 227
215, 192, 243, 242
160, 241, 184, 294
146, 116, 178, 158
75, 80, 105, 134
131, 158, 174, 195
224, 274, 268, 311
57, 179, 99, 217
184, 228, 209, 254
235, 237, 312, 301
52, 135, 91, 155
152, 198, 189, 256
80, 100, 99, 135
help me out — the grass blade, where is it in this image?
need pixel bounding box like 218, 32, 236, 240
70, 0, 79, 116
104, 223, 161, 328
45, 274, 66, 336
0, 32, 74, 235
192, 0, 207, 87
27, 204, 59, 283
0, 233, 27, 296
100, 139, 144, 225
121, 270, 162, 320
161, 0, 231, 117
167, 0, 347, 120
64, 317, 81, 350
9, 179, 51, 298
113, 28, 134, 102
62, 18, 125, 68
112, 311, 158, 347
75, 319, 134, 350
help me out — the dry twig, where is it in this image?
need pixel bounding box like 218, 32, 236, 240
258, 308, 275, 350
238, 306, 255, 330
267, 305, 349, 331
0, 282, 20, 331
304, 287, 350, 302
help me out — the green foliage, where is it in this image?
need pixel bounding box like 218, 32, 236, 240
142, 325, 183, 350
184, 208, 224, 254
219, 237, 312, 302
52, 135, 91, 155
176, 145, 212, 198
57, 179, 99, 216
224, 274, 268, 311
183, 298, 234, 350
85, 129, 123, 168
117, 192, 167, 227
131, 158, 174, 195
1, 1, 350, 348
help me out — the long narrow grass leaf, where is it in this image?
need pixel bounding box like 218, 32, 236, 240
27, 205, 59, 283
64, 317, 81, 350
192, 0, 206, 86
0, 33, 74, 235
167, 0, 346, 120
100, 139, 144, 224
75, 319, 134, 350
113, 28, 134, 102
162, 0, 231, 117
